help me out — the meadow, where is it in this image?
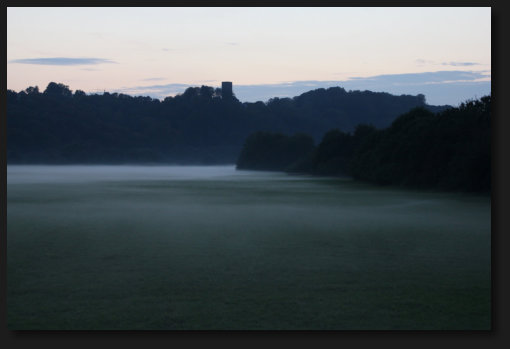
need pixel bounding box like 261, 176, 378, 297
7, 165, 491, 330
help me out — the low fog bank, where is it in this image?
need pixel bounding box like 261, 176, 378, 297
7, 165, 234, 184
6, 165, 310, 185
7, 163, 490, 329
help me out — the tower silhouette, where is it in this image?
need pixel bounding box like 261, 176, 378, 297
221, 81, 233, 99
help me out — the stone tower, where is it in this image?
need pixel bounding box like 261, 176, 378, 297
221, 81, 233, 99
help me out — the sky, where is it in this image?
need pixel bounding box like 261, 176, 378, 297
7, 7, 491, 106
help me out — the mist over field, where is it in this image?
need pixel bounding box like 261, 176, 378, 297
7, 165, 248, 184
7, 6, 493, 332
7, 165, 491, 330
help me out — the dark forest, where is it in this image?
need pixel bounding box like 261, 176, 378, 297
7, 82, 448, 164
237, 96, 490, 192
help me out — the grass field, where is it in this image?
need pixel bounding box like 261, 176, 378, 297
7, 165, 491, 330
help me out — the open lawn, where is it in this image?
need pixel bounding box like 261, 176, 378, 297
7, 165, 491, 330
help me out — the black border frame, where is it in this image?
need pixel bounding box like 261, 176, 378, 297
2, 1, 507, 347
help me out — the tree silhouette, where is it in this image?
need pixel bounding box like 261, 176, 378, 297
8, 82, 451, 166
44, 82, 72, 97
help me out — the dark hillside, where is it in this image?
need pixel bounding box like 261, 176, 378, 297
236, 95, 490, 192
7, 82, 450, 164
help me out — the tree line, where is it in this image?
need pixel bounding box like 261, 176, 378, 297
236, 96, 490, 192
7, 82, 448, 164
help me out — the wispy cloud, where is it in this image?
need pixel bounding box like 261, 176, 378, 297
108, 70, 490, 106
345, 70, 488, 85
9, 57, 117, 66
442, 61, 480, 67
415, 59, 435, 66
113, 83, 193, 98
416, 59, 481, 67
234, 71, 490, 106
141, 77, 167, 82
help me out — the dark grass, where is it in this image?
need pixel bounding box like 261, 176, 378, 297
7, 166, 491, 330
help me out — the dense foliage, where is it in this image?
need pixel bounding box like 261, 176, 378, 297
238, 96, 491, 192
350, 96, 490, 192
7, 82, 447, 164
236, 132, 315, 171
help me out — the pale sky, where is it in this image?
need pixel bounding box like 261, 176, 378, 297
7, 7, 491, 105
